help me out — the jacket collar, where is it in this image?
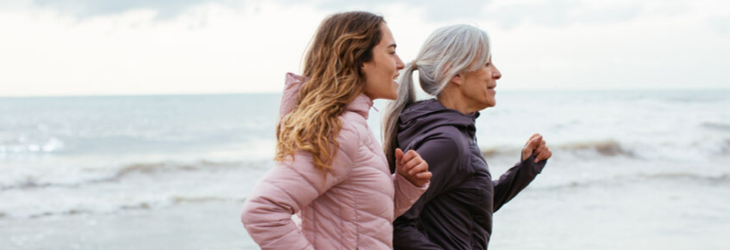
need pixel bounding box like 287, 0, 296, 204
345, 93, 374, 120
399, 99, 478, 139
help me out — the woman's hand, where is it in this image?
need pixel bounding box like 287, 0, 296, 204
522, 133, 552, 163
395, 148, 432, 187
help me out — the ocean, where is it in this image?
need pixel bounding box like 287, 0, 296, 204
1, 90, 728, 249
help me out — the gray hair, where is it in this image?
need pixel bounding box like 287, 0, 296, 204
382, 24, 492, 171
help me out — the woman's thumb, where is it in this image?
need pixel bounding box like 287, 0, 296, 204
395, 148, 404, 161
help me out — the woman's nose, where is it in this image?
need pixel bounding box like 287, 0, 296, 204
395, 55, 405, 70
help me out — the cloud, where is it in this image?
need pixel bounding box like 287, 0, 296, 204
2, 0, 729, 97
26, 0, 494, 21
292, 0, 493, 22
29, 0, 232, 19
24, 0, 654, 27
708, 15, 730, 36
483, 0, 644, 29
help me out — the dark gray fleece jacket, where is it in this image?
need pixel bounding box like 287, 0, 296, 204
392, 99, 546, 250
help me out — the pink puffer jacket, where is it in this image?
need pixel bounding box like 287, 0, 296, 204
241, 73, 428, 250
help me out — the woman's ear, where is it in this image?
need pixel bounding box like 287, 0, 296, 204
450, 73, 463, 86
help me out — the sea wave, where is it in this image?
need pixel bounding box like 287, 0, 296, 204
535, 172, 730, 192
701, 122, 730, 132
0, 159, 266, 191
114, 160, 244, 177
556, 140, 634, 157
636, 172, 730, 182
0, 137, 65, 154
171, 196, 242, 204
481, 139, 634, 158
0, 158, 266, 220
9, 196, 246, 220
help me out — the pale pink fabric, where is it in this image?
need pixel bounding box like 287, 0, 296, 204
241, 73, 428, 250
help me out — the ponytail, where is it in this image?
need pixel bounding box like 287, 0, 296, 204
381, 24, 492, 173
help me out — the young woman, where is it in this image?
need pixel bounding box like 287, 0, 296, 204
241, 11, 432, 250
384, 24, 553, 249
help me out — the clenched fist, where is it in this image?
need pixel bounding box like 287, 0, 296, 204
395, 148, 432, 187
522, 133, 552, 163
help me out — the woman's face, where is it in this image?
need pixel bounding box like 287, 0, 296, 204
460, 57, 502, 110
362, 22, 405, 100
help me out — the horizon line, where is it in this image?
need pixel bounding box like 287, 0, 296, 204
2, 87, 729, 98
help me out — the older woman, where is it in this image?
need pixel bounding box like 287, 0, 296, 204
383, 24, 552, 249
241, 11, 432, 250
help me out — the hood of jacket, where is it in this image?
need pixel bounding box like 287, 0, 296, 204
397, 99, 479, 146
282, 72, 373, 120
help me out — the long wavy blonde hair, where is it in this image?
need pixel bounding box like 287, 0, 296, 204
276, 11, 384, 171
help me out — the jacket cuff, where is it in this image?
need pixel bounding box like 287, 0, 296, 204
394, 172, 429, 200
521, 155, 547, 175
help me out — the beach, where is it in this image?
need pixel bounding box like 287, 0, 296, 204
1, 90, 729, 249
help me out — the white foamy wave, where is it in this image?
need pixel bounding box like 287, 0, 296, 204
0, 137, 65, 155
481, 137, 730, 161
0, 159, 270, 191
482, 140, 635, 159
0, 160, 272, 219
701, 122, 730, 132
0, 191, 246, 219
531, 171, 730, 192
481, 154, 730, 194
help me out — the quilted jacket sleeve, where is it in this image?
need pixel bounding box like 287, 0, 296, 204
240, 124, 360, 250
492, 155, 546, 212
241, 72, 357, 249
392, 172, 429, 218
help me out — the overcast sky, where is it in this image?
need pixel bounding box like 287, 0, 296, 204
1, 0, 729, 96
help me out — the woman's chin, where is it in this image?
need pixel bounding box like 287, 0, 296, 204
388, 86, 399, 100
481, 99, 496, 109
